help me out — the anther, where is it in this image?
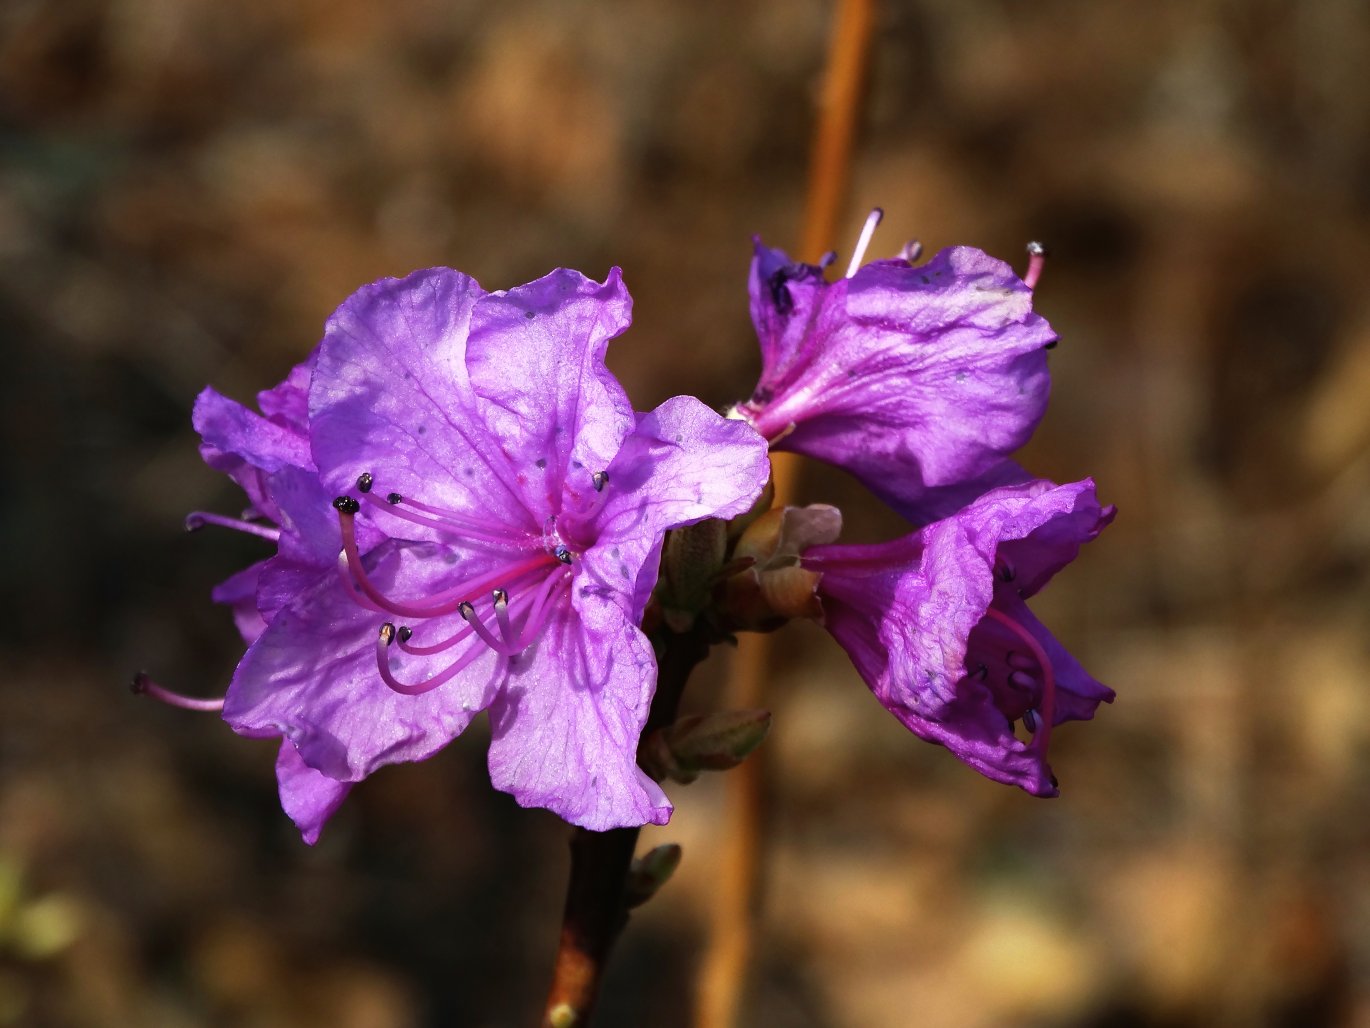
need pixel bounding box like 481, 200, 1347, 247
1007, 651, 1037, 672
817, 251, 838, 270
492, 588, 509, 607
379, 622, 396, 646
333, 496, 360, 515
973, 663, 989, 682
458, 601, 476, 619
386, 492, 403, 505
592, 471, 608, 493
996, 559, 1016, 583
1024, 241, 1048, 290
554, 545, 573, 565
357, 472, 374, 493
1009, 671, 1037, 692
1023, 708, 1039, 732
898, 240, 923, 263
397, 626, 413, 643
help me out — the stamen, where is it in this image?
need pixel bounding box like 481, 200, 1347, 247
374, 627, 491, 697
357, 472, 374, 493
361, 491, 528, 546
387, 492, 403, 505
336, 505, 552, 619
592, 471, 608, 493
555, 545, 573, 565
846, 207, 884, 278
1024, 241, 1047, 290
1007, 651, 1037, 672
1022, 709, 1039, 732
982, 606, 1057, 758
130, 672, 225, 712
898, 240, 923, 263
184, 512, 280, 542
1009, 670, 1038, 692
817, 250, 838, 270
492, 589, 512, 645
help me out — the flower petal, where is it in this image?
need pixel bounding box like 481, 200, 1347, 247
275, 740, 352, 845
486, 596, 671, 830
464, 268, 635, 521
223, 540, 506, 782
308, 268, 534, 526
576, 395, 771, 621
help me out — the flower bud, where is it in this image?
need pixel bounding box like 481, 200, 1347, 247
624, 843, 683, 909
720, 504, 842, 629
640, 709, 772, 784
659, 518, 729, 630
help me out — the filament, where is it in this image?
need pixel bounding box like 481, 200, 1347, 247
185, 512, 280, 542
982, 605, 1057, 755
845, 207, 884, 278
131, 672, 225, 712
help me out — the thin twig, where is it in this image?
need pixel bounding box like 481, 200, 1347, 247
694, 2, 878, 1026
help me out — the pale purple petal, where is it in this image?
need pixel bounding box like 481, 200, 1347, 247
224, 540, 507, 782
464, 268, 636, 520
573, 395, 770, 621
211, 561, 268, 644
486, 597, 671, 830
276, 740, 352, 845
193, 386, 312, 519
308, 268, 533, 526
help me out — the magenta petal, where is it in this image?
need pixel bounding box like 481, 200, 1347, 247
576, 395, 770, 621
276, 740, 352, 845
486, 600, 671, 830
743, 241, 1054, 524
464, 268, 636, 520
223, 540, 506, 782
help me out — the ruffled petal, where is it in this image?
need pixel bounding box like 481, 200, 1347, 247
486, 596, 671, 830
308, 268, 534, 527
808, 478, 1112, 795
464, 268, 636, 521
223, 540, 506, 782
275, 740, 352, 845
743, 242, 1053, 523
575, 395, 771, 622
211, 561, 269, 644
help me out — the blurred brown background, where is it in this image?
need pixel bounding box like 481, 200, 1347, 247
3, 0, 1370, 1025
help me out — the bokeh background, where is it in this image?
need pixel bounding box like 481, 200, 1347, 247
4, 0, 1370, 1025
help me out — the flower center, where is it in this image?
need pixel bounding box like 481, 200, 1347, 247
975, 605, 1058, 758
334, 474, 575, 696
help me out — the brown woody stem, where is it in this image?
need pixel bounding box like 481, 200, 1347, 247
541, 623, 711, 1027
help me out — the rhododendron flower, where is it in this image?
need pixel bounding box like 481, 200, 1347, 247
733, 211, 1055, 524
219, 266, 770, 836
803, 478, 1114, 795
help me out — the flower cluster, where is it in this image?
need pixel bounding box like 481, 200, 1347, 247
729, 211, 1113, 795
151, 208, 1112, 841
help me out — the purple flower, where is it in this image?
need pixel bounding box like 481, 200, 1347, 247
733, 212, 1055, 524
220, 266, 770, 835
802, 478, 1115, 795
